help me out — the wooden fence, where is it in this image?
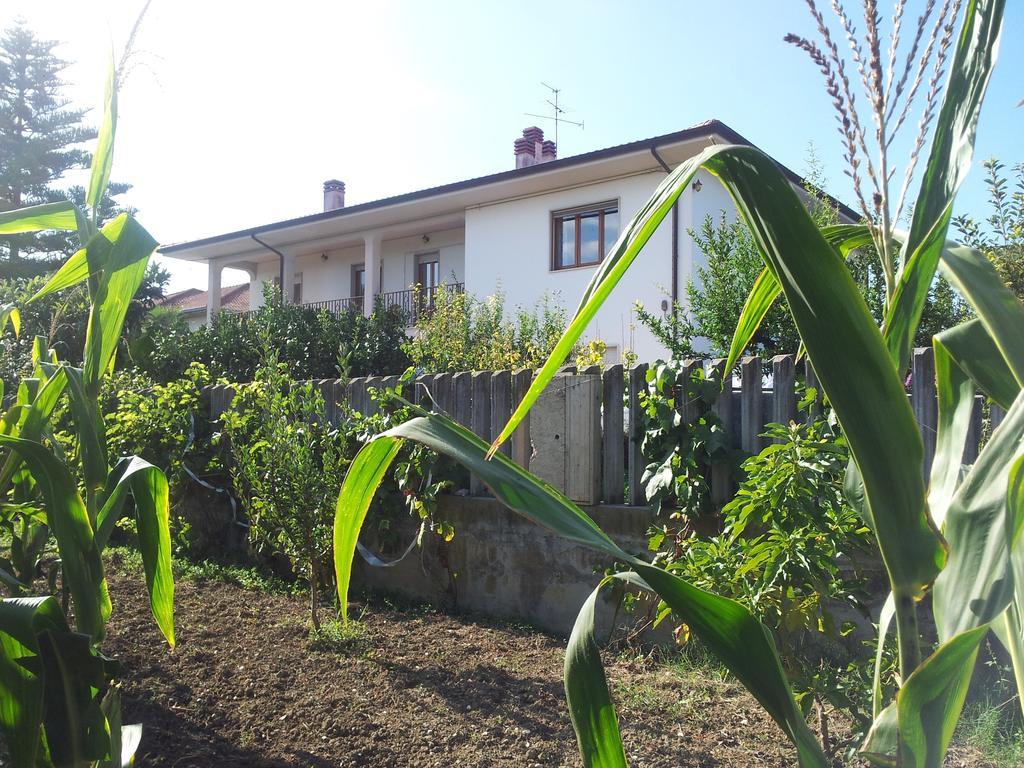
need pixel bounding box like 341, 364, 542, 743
203, 347, 1002, 507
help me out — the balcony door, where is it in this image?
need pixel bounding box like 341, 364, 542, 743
415, 252, 440, 293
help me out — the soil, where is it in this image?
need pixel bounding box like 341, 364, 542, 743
102, 559, 992, 767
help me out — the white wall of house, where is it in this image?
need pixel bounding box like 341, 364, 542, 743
464, 167, 730, 363
235, 167, 742, 363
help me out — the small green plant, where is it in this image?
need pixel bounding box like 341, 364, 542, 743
221, 346, 351, 630
639, 360, 733, 523
309, 617, 371, 654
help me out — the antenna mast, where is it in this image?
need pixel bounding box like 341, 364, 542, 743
525, 82, 584, 148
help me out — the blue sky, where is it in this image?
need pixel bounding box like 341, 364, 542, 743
7, 1, 1022, 291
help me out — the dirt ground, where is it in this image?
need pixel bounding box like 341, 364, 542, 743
102, 560, 992, 767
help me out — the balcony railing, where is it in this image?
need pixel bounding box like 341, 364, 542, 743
225, 282, 465, 324
377, 282, 464, 324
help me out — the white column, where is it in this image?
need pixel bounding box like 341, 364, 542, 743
207, 262, 222, 324
280, 250, 296, 304
363, 232, 381, 317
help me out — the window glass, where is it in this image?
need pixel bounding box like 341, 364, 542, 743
580, 214, 600, 264
353, 266, 365, 297
559, 218, 576, 268
603, 210, 619, 251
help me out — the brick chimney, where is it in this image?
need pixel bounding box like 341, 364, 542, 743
323, 179, 346, 211
513, 127, 556, 168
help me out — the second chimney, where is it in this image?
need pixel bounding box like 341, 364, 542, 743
323, 179, 346, 211
513, 127, 556, 168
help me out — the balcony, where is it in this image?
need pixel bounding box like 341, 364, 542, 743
270, 282, 465, 324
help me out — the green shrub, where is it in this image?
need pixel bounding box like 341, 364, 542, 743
135, 286, 411, 382
404, 284, 573, 372
102, 362, 212, 495
221, 355, 351, 629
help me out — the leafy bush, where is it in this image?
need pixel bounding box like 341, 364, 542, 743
638, 360, 733, 520
0, 264, 167, 389
134, 286, 411, 382
220, 350, 458, 627
404, 284, 572, 372
221, 355, 352, 629
102, 362, 212, 495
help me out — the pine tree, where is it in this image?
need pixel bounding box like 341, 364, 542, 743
0, 21, 130, 276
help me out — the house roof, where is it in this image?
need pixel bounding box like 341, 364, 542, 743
158, 284, 249, 314
161, 119, 859, 260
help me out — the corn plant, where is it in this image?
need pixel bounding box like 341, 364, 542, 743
0, 56, 173, 767
334, 2, 1010, 766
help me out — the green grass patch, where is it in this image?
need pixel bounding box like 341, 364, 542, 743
106, 545, 306, 597
956, 699, 1024, 768
308, 617, 371, 654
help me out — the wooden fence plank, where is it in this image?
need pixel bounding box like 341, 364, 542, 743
627, 363, 648, 506
511, 368, 533, 470
710, 359, 733, 509
452, 372, 472, 429
771, 355, 796, 434
911, 347, 937, 478
963, 394, 983, 464
470, 371, 492, 495
804, 359, 822, 421
490, 370, 512, 457
602, 365, 625, 504
349, 377, 367, 416
364, 376, 382, 416
434, 373, 453, 415
740, 356, 763, 454
680, 359, 702, 424
567, 371, 601, 505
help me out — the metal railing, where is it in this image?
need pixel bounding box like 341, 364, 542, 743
225, 282, 464, 324
377, 282, 464, 324
299, 296, 364, 315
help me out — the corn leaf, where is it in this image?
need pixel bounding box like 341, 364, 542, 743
933, 389, 1024, 641
0, 201, 79, 235
929, 330, 979, 529
938, 242, 1024, 388
0, 596, 69, 767
992, 456, 1024, 720
31, 245, 92, 302
722, 224, 875, 376
0, 437, 109, 641
884, 0, 1005, 374
332, 436, 403, 623
36, 627, 117, 766
334, 409, 827, 766
895, 626, 989, 768
63, 367, 109, 500
96, 457, 174, 647
564, 578, 628, 768
489, 142, 943, 600
86, 54, 118, 215
933, 318, 1019, 409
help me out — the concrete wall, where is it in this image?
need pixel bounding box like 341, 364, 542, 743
351, 496, 657, 638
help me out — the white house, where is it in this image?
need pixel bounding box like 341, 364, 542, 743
159, 120, 856, 362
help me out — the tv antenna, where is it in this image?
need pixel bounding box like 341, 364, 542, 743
525, 82, 584, 148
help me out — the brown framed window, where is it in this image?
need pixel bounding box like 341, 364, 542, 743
352, 264, 365, 297
551, 201, 619, 270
